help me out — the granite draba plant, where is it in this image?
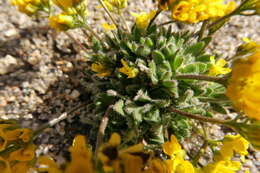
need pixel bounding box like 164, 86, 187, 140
4, 0, 260, 172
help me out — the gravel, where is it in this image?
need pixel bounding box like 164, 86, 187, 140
0, 0, 260, 172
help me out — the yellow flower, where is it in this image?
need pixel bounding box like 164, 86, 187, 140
4, 128, 32, 143
144, 158, 168, 173
11, 162, 31, 173
52, 0, 85, 9
236, 37, 260, 56
102, 23, 116, 31
9, 144, 36, 162
157, 0, 176, 10
91, 62, 112, 77
229, 121, 260, 151
11, 0, 42, 15
49, 13, 75, 31
208, 56, 231, 76
201, 160, 241, 173
119, 59, 139, 78
37, 156, 62, 173
162, 135, 184, 158
214, 134, 249, 161
0, 156, 11, 173
104, 0, 127, 10
165, 157, 195, 173
65, 135, 95, 173
98, 133, 121, 172
171, 0, 236, 23
226, 51, 260, 120
131, 11, 157, 29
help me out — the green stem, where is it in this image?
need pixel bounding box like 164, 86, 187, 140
158, 20, 175, 27
198, 20, 208, 41
95, 105, 113, 159
170, 107, 228, 125
147, 10, 162, 30
64, 32, 88, 51
33, 103, 88, 138
207, 12, 235, 31
175, 74, 228, 86
119, 11, 130, 32
97, 0, 118, 28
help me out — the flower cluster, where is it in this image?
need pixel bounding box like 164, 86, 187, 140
36, 133, 249, 173
0, 122, 35, 173
158, 0, 236, 23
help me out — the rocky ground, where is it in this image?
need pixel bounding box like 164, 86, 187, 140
1, 0, 260, 172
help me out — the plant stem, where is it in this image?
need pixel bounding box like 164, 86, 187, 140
207, 12, 234, 31
175, 74, 228, 86
198, 20, 208, 41
84, 25, 108, 49
33, 103, 88, 138
94, 105, 113, 158
147, 10, 162, 29
65, 32, 88, 51
170, 107, 228, 125
98, 0, 118, 27
119, 11, 130, 32
158, 20, 175, 27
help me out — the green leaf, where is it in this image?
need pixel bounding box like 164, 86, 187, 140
162, 80, 179, 97
137, 46, 151, 57
134, 89, 152, 102
173, 55, 183, 71
197, 62, 208, 73
113, 99, 125, 116
152, 50, 165, 64
184, 42, 205, 56
145, 37, 154, 48
211, 103, 228, 114
179, 63, 199, 74
158, 61, 172, 81
148, 60, 158, 85
144, 108, 161, 123
149, 124, 164, 144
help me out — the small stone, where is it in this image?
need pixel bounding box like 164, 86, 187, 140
0, 55, 23, 75
69, 90, 80, 100
255, 152, 260, 161
56, 60, 74, 72
0, 96, 7, 107
27, 50, 41, 65
4, 28, 18, 37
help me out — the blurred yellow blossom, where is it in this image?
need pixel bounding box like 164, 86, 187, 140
201, 160, 241, 173
5, 128, 32, 143
119, 59, 138, 78
104, 0, 127, 11
91, 62, 112, 77
65, 135, 95, 173
157, 0, 176, 10
38, 156, 62, 173
11, 0, 45, 16
102, 23, 116, 31
214, 134, 249, 161
208, 56, 231, 76
49, 13, 75, 31
226, 51, 260, 120
163, 135, 194, 173
9, 144, 36, 162
131, 11, 157, 29
171, 0, 236, 23
52, 0, 85, 9
0, 156, 11, 173
236, 37, 260, 56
